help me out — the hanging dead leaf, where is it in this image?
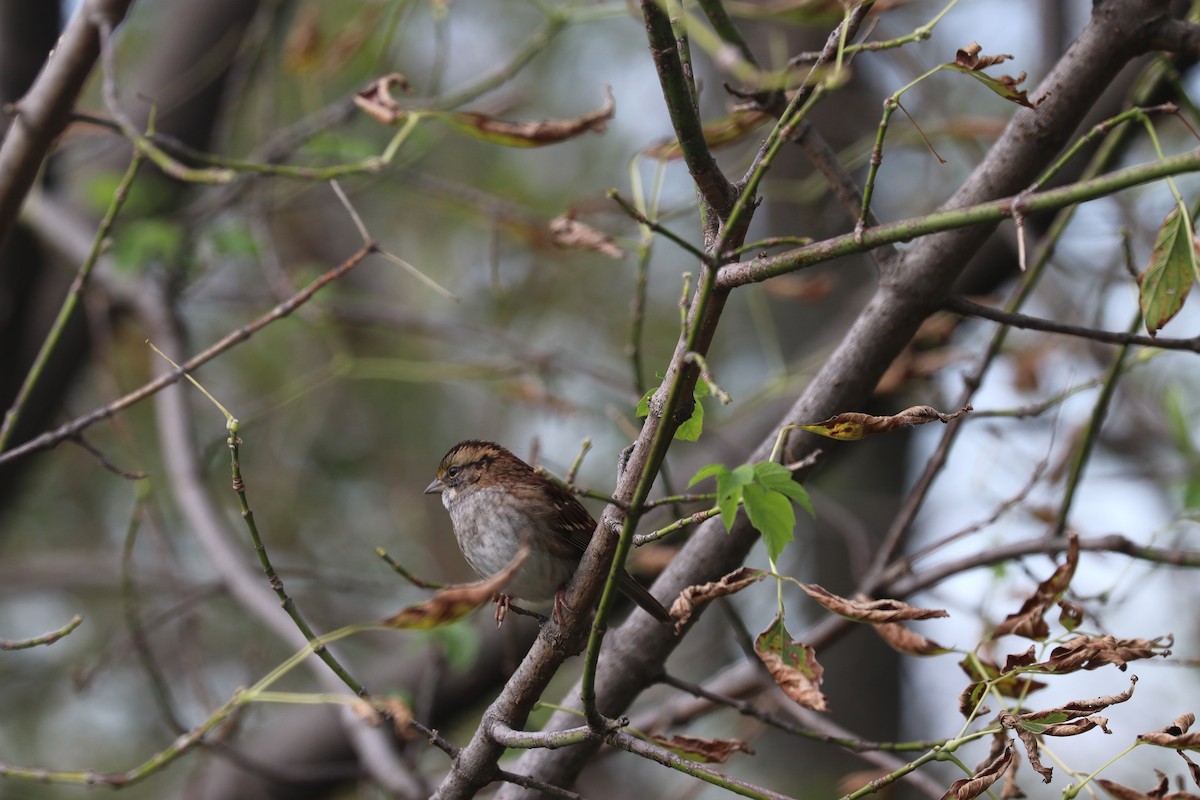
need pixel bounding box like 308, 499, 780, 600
800, 584, 949, 623
548, 210, 625, 259
797, 405, 971, 441
1139, 719, 1200, 750
992, 532, 1080, 641
943, 742, 1014, 800
1038, 634, 1172, 673
999, 712, 1054, 783
670, 567, 766, 634
1097, 774, 1200, 800
651, 734, 755, 763
443, 86, 615, 147
954, 42, 1013, 71
380, 546, 528, 628
945, 42, 1034, 108
756, 612, 828, 712
875, 621, 952, 656
354, 73, 412, 124
1181, 751, 1200, 788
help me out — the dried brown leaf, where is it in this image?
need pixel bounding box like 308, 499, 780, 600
947, 42, 1034, 108
354, 73, 412, 124
1097, 775, 1200, 800
652, 734, 756, 763
954, 41, 1013, 70
797, 405, 971, 441
1039, 634, 1172, 673
1181, 751, 1200, 788
1003, 646, 1038, 672
381, 546, 528, 628
1000, 712, 1053, 783
671, 567, 766, 634
875, 621, 952, 656
548, 211, 625, 259
993, 532, 1080, 641
445, 86, 615, 146
756, 613, 828, 712
1139, 730, 1200, 751
943, 743, 1014, 800
801, 583, 949, 623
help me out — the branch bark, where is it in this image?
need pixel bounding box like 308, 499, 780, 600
0, 0, 134, 250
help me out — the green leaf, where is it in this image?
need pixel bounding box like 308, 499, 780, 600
752, 461, 815, 517
674, 395, 704, 441
742, 482, 795, 562
714, 464, 754, 532
1140, 203, 1198, 336
689, 463, 728, 487
636, 387, 653, 418
637, 381, 707, 441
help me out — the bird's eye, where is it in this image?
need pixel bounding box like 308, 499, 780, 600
447, 466, 460, 478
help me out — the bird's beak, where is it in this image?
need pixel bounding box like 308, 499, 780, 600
424, 477, 445, 495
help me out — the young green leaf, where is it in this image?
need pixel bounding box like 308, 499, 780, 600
752, 461, 815, 517
741, 482, 795, 562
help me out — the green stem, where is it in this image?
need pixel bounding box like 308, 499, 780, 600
0, 152, 142, 451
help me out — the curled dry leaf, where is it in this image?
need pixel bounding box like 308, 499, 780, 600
651, 734, 756, 764
800, 584, 949, 623
797, 404, 971, 441
381, 546, 528, 628
993, 532, 1080, 641
1139, 726, 1200, 751
670, 567, 766, 634
1097, 774, 1200, 800
954, 41, 1014, 71
445, 85, 615, 147
874, 621, 952, 656
1038, 634, 1172, 673
942, 742, 1014, 800
999, 712, 1054, 783
947, 42, 1034, 108
1181, 751, 1200, 788
548, 210, 625, 259
756, 612, 829, 712
354, 73, 412, 124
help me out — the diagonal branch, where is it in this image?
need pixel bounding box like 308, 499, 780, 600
0, 0, 135, 250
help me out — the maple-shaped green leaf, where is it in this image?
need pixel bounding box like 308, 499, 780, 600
690, 461, 813, 559
1140, 203, 1198, 336
752, 461, 814, 517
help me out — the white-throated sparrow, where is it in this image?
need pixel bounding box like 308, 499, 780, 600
424, 440, 670, 625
